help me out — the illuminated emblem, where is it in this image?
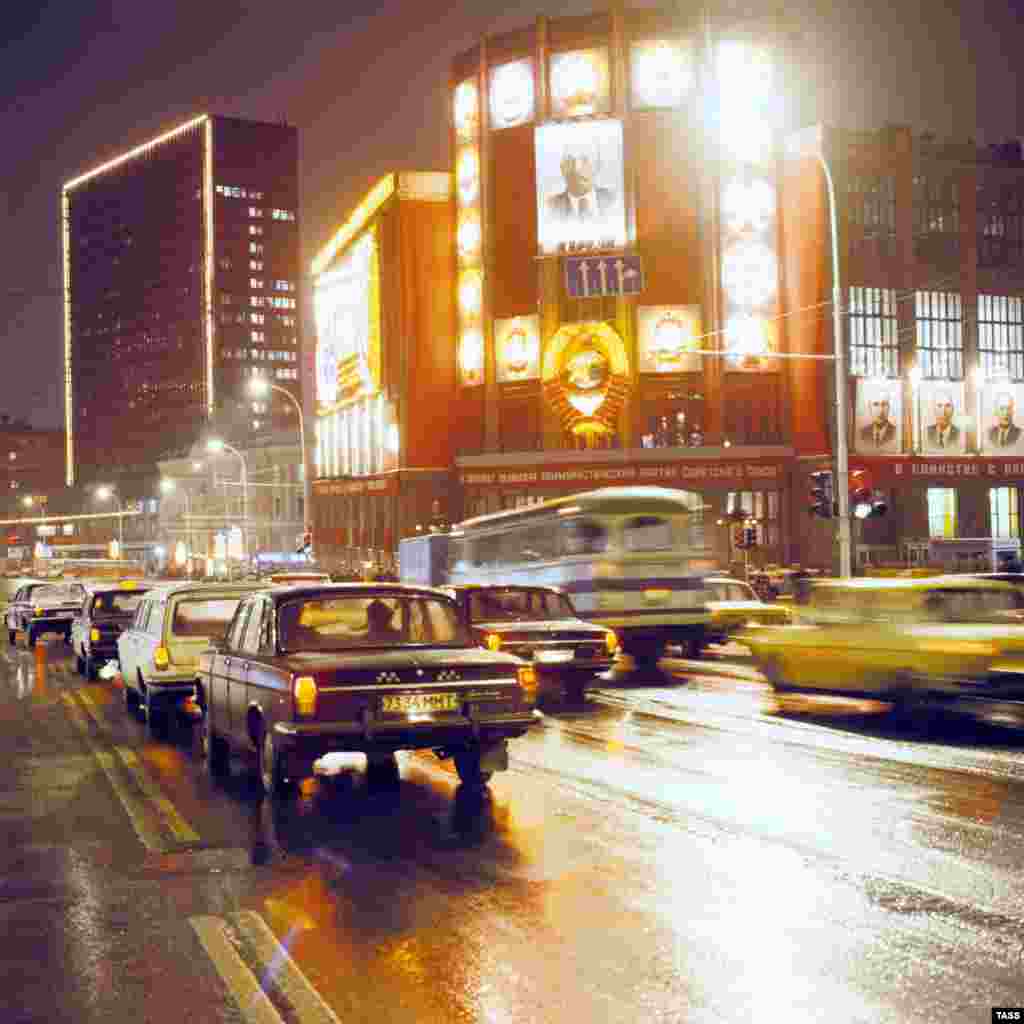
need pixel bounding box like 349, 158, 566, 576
630, 40, 692, 109
563, 345, 610, 417
490, 59, 535, 130
638, 306, 702, 374
495, 315, 540, 383
550, 49, 610, 119
456, 211, 482, 264
456, 146, 480, 207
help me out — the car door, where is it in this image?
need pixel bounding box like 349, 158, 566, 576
7, 587, 24, 632
220, 600, 252, 748
232, 599, 267, 749
120, 600, 150, 682
70, 593, 89, 654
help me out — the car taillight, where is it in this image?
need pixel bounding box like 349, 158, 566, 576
294, 675, 317, 717
153, 647, 170, 670
484, 632, 502, 652
90, 627, 101, 643
604, 630, 619, 655
517, 666, 538, 701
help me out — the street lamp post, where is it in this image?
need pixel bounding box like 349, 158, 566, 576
160, 478, 194, 560
95, 486, 124, 561
250, 378, 311, 547
206, 439, 248, 561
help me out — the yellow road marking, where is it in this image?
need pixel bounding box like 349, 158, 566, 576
75, 690, 200, 844
190, 915, 284, 1024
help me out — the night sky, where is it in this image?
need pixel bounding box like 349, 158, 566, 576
0, 0, 1014, 431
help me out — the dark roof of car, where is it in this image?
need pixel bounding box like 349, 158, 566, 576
443, 584, 563, 594
263, 582, 455, 604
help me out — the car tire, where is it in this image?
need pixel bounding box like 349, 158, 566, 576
258, 730, 290, 797
201, 715, 230, 779
454, 750, 492, 788
142, 686, 168, 737
84, 655, 98, 681
124, 681, 140, 714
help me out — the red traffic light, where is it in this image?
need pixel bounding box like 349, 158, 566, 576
809, 470, 833, 518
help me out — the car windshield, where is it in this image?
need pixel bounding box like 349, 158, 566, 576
172, 597, 245, 637
33, 583, 85, 605
279, 594, 468, 651
468, 588, 576, 622
91, 592, 145, 616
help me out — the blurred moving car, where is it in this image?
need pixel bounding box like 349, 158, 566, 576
117, 582, 262, 733
5, 580, 86, 646
70, 580, 150, 679
702, 576, 793, 651
441, 584, 617, 702
196, 583, 539, 795
741, 575, 1024, 712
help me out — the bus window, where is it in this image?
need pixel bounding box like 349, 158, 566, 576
623, 516, 673, 552
521, 524, 558, 562
563, 518, 608, 555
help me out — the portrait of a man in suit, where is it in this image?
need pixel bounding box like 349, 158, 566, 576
925, 390, 961, 449
859, 392, 898, 450
988, 391, 1022, 449
545, 147, 616, 225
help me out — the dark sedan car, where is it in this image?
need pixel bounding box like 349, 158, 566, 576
70, 581, 150, 679
196, 583, 540, 796
441, 584, 618, 702
6, 580, 86, 647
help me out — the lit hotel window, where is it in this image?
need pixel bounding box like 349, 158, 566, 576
250, 278, 263, 289
249, 207, 263, 218
250, 260, 263, 272
249, 225, 263, 236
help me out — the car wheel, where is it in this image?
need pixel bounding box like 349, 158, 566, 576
84, 655, 98, 681
622, 638, 665, 665
201, 714, 230, 779
366, 752, 400, 789
454, 750, 492, 788
143, 686, 168, 737
258, 730, 290, 797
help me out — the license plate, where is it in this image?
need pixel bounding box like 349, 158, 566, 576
380, 692, 459, 714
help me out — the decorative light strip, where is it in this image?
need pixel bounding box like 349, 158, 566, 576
0, 510, 145, 528
203, 117, 216, 415
311, 174, 395, 277
62, 113, 209, 192
61, 191, 73, 486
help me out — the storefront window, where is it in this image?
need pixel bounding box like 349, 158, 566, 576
990, 486, 1020, 539
927, 488, 957, 538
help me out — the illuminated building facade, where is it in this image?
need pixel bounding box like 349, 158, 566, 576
310, 173, 454, 572
62, 115, 300, 489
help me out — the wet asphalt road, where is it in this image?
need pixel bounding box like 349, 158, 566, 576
3, 638, 1024, 1023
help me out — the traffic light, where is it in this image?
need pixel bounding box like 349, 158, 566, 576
743, 525, 757, 548
850, 469, 887, 519
809, 470, 833, 518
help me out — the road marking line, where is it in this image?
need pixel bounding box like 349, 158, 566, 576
190, 915, 285, 1024
233, 910, 342, 1024
74, 690, 201, 844
61, 694, 166, 852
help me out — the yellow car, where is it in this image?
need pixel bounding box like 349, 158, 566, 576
740, 575, 1024, 707
703, 576, 793, 649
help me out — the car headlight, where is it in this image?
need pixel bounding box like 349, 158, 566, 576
90, 627, 100, 643
517, 666, 538, 701
604, 630, 619, 655
293, 675, 317, 716
153, 647, 170, 670
484, 632, 502, 652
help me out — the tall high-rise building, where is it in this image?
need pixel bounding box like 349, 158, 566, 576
62, 114, 300, 488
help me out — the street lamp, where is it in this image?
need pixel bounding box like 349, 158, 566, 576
160, 478, 194, 560
95, 485, 124, 561
249, 377, 311, 544
206, 438, 248, 560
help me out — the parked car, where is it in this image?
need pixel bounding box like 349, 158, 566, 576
117, 582, 262, 733
5, 580, 86, 647
70, 580, 150, 679
741, 575, 1024, 713
440, 584, 618, 702
702, 576, 793, 651
196, 583, 540, 795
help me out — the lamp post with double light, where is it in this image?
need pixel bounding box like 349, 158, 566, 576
206, 438, 248, 561
94, 486, 123, 561
249, 377, 311, 549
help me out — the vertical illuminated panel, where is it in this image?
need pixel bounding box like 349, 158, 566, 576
61, 190, 74, 485
203, 117, 216, 415
376, 393, 385, 473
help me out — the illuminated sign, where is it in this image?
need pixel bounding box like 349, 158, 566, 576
638, 306, 702, 373
490, 59, 535, 129
534, 120, 626, 256
549, 49, 610, 119
313, 230, 381, 409
630, 39, 693, 109
495, 316, 541, 383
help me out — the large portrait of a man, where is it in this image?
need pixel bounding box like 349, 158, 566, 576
981, 381, 1024, 455
854, 379, 902, 454
535, 121, 626, 255
918, 381, 965, 455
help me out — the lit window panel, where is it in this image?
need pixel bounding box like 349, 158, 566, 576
456, 146, 480, 207
453, 80, 479, 141
724, 313, 773, 369
495, 315, 540, 383
549, 48, 610, 118
721, 240, 778, 308
490, 59, 535, 129
459, 328, 484, 387
630, 39, 692, 110
456, 211, 482, 264
458, 269, 484, 319
721, 178, 776, 236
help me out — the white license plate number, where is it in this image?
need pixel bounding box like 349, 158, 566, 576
380, 692, 459, 714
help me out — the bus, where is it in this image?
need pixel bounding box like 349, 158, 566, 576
444, 487, 714, 662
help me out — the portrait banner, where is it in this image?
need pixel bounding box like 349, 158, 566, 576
534, 120, 626, 255
917, 380, 966, 455
854, 378, 902, 455
980, 380, 1024, 455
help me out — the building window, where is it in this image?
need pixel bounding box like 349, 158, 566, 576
250, 313, 264, 325
251, 330, 265, 342
249, 242, 264, 255
978, 295, 1024, 380
915, 291, 962, 379
249, 225, 263, 236
913, 175, 960, 260
978, 186, 1023, 267
990, 486, 1020, 539
848, 174, 896, 244
848, 286, 899, 377
927, 487, 957, 538
249, 207, 263, 218
250, 260, 263, 272
249, 278, 263, 290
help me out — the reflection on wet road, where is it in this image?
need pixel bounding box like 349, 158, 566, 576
2, 638, 1024, 1022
